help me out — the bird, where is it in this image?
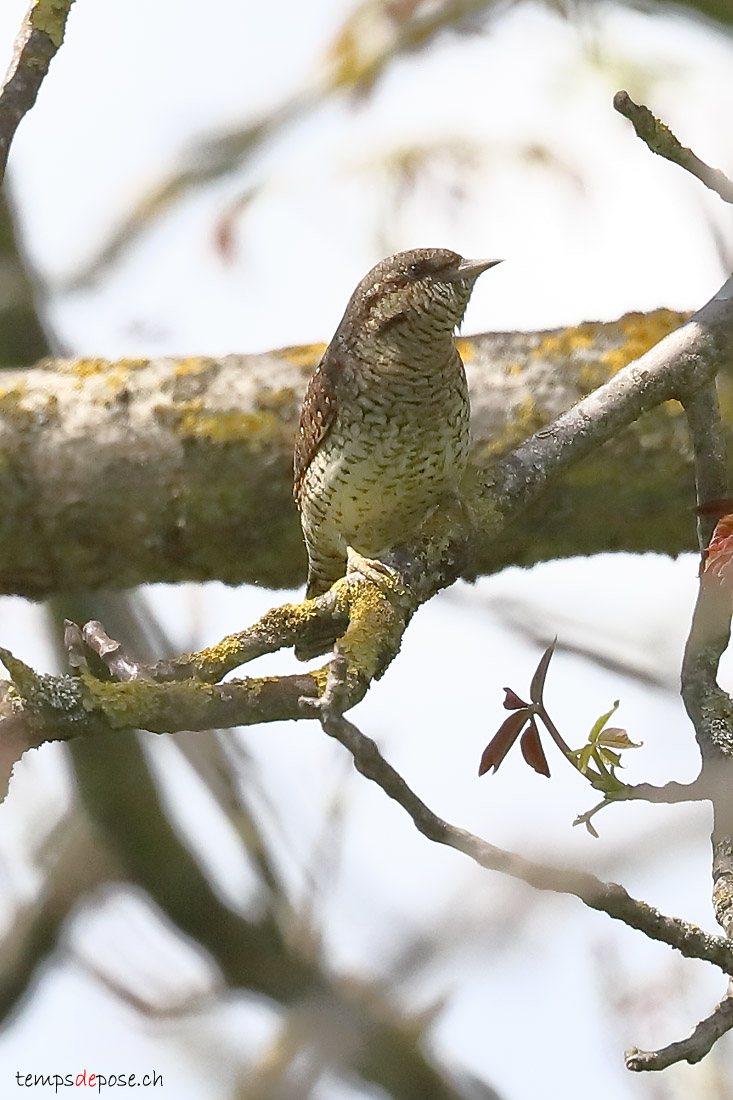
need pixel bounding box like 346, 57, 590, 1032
293, 247, 501, 599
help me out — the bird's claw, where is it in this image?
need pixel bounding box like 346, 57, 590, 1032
299, 645, 350, 721
345, 546, 399, 590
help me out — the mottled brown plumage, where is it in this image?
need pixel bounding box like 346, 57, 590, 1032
294, 247, 500, 598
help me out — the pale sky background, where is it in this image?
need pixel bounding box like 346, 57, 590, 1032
0, 1, 732, 1098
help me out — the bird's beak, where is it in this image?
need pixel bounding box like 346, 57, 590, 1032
454, 258, 503, 280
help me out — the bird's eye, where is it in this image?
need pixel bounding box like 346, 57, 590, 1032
407, 261, 429, 279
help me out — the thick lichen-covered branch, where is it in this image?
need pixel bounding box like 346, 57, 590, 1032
0, 552, 415, 792
0, 308, 716, 597
151, 551, 410, 684
2, 285, 733, 766
0, 643, 319, 738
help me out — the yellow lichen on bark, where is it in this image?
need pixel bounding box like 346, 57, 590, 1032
173, 358, 213, 377
477, 395, 546, 457
168, 400, 286, 446
455, 337, 475, 362
275, 344, 327, 369
336, 570, 409, 687
534, 324, 598, 359
58, 358, 149, 379
602, 310, 688, 374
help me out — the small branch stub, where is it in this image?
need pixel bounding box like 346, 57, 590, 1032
613, 90, 733, 204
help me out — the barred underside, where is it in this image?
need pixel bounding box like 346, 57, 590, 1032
300, 344, 470, 597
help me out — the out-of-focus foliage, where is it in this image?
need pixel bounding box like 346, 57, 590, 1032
64, 0, 731, 293
658, 0, 732, 25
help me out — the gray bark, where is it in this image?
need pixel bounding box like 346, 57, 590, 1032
0, 309, 702, 597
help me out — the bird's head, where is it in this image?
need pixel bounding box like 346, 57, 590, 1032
340, 248, 501, 347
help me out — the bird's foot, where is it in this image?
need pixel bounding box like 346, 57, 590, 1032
345, 546, 400, 591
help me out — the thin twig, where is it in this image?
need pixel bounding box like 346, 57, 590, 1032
81, 620, 153, 681
684, 385, 731, 549
614, 91, 733, 204
626, 992, 733, 1071
305, 685, 733, 975
618, 779, 708, 804
0, 0, 77, 183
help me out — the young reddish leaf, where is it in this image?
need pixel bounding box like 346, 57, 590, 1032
502, 687, 528, 710
213, 188, 258, 262
702, 514, 733, 588
529, 639, 556, 704
595, 727, 641, 750
478, 710, 530, 776
520, 718, 550, 777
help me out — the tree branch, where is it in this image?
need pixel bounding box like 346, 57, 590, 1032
0, 284, 732, 776
0, 308, 708, 597
488, 282, 733, 523
626, 992, 733, 1071
0, 193, 50, 366
629, 378, 733, 1069
0, 0, 77, 183
0, 812, 117, 1022
614, 91, 733, 204
300, 651, 733, 975
612, 100, 733, 1069
52, 591, 485, 1100
0, 271, 722, 1074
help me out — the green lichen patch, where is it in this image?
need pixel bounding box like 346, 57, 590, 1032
32, 0, 75, 47
0, 386, 58, 431
0, 647, 107, 742
164, 591, 348, 680
78, 670, 211, 730
0, 647, 40, 699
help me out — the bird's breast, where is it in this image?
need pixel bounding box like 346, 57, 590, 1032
300, 365, 470, 554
